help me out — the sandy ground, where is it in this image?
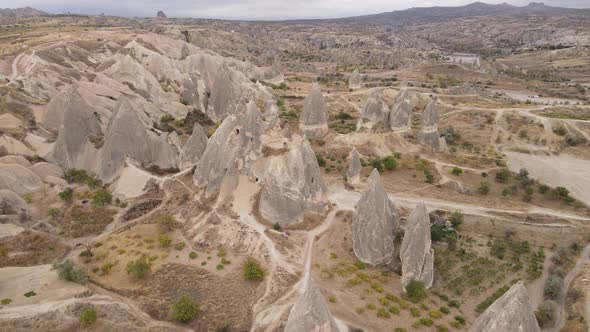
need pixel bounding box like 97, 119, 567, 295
0, 223, 24, 238
0, 264, 87, 308
506, 152, 590, 207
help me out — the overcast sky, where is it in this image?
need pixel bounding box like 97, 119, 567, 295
3, 0, 589, 20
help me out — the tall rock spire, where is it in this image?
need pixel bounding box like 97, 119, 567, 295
300, 83, 328, 139
400, 201, 434, 289
352, 168, 399, 266
346, 147, 361, 187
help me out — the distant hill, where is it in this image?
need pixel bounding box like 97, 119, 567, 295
321, 2, 590, 25
0, 6, 48, 18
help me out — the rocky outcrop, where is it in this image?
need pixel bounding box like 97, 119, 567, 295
30, 162, 64, 182
390, 89, 412, 129
285, 281, 340, 332
259, 138, 327, 227
207, 64, 254, 122
97, 97, 180, 182
0, 135, 34, 157
180, 73, 208, 112
417, 100, 447, 152
400, 202, 434, 289
349, 69, 361, 90
469, 282, 541, 332
179, 123, 208, 170
0, 155, 31, 167
0, 114, 22, 130
0, 164, 42, 195
156, 11, 167, 18
346, 147, 361, 187
194, 101, 263, 197
0, 189, 28, 215
264, 100, 280, 131
48, 86, 102, 171
299, 84, 328, 139
283, 123, 292, 139
361, 89, 390, 125
352, 169, 399, 266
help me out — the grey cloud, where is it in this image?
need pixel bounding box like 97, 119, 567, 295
2, 0, 588, 19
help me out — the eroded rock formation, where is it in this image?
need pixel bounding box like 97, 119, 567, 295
352, 169, 399, 266
417, 99, 447, 152
390, 89, 412, 129
349, 69, 361, 90
284, 281, 340, 332
469, 282, 541, 332
179, 123, 208, 170
300, 84, 328, 139
346, 147, 361, 187
361, 89, 390, 125
400, 202, 434, 289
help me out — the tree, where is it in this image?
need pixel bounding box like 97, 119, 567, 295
543, 275, 563, 300
451, 167, 463, 176
371, 159, 384, 173
80, 308, 97, 325
535, 300, 556, 328
383, 157, 397, 171
54, 260, 88, 283
126, 256, 151, 278
406, 280, 427, 303
92, 189, 112, 207
495, 169, 510, 183
449, 211, 464, 229
172, 296, 200, 323
243, 259, 265, 281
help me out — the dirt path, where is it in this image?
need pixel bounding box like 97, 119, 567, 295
550, 245, 590, 332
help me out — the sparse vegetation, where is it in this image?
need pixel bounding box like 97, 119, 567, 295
244, 259, 265, 281
92, 189, 112, 207
126, 256, 151, 278
80, 308, 97, 325
405, 280, 427, 303
172, 295, 200, 323
54, 260, 88, 283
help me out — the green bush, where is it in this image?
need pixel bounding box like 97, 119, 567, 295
429, 310, 442, 319
126, 256, 151, 278
476, 285, 510, 313
448, 210, 463, 229
435, 325, 449, 332
440, 306, 450, 314
383, 157, 397, 170
86, 177, 102, 189
539, 184, 550, 194
405, 280, 427, 303
410, 307, 420, 317
92, 189, 112, 207
1, 298, 12, 305
157, 214, 178, 232
58, 188, 74, 202
189, 252, 198, 259
54, 260, 88, 283
388, 306, 400, 314
80, 308, 97, 324
376, 307, 390, 318
495, 169, 510, 183
244, 259, 265, 281
371, 159, 384, 173
64, 169, 90, 183
175, 242, 186, 250
543, 275, 563, 300
47, 207, 61, 220
172, 295, 200, 323
159, 234, 172, 247
478, 181, 490, 195
536, 300, 556, 327
451, 167, 463, 176
316, 154, 326, 167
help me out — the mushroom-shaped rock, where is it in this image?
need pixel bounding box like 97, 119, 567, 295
194, 101, 263, 197
30, 162, 64, 182
285, 281, 340, 332
349, 70, 361, 90
400, 202, 434, 289
352, 169, 399, 266
0, 155, 31, 167
469, 282, 540, 332
179, 123, 208, 170
299, 84, 328, 139
259, 139, 327, 227
390, 89, 412, 129
361, 89, 390, 124
346, 147, 361, 187
98, 98, 179, 182
0, 164, 42, 195
0, 189, 28, 215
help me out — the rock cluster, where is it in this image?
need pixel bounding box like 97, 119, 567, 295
284, 281, 340, 332
417, 99, 448, 152
179, 123, 208, 170
361, 89, 390, 125
349, 69, 361, 90
389, 89, 412, 129
400, 202, 434, 289
352, 169, 399, 266
156, 11, 167, 18
194, 101, 262, 197
346, 147, 361, 187
299, 84, 328, 139
469, 282, 540, 332
259, 138, 327, 227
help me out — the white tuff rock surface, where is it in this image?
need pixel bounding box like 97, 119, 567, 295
300, 83, 328, 139
400, 201, 434, 289
352, 169, 399, 266
284, 281, 340, 332
346, 147, 361, 187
